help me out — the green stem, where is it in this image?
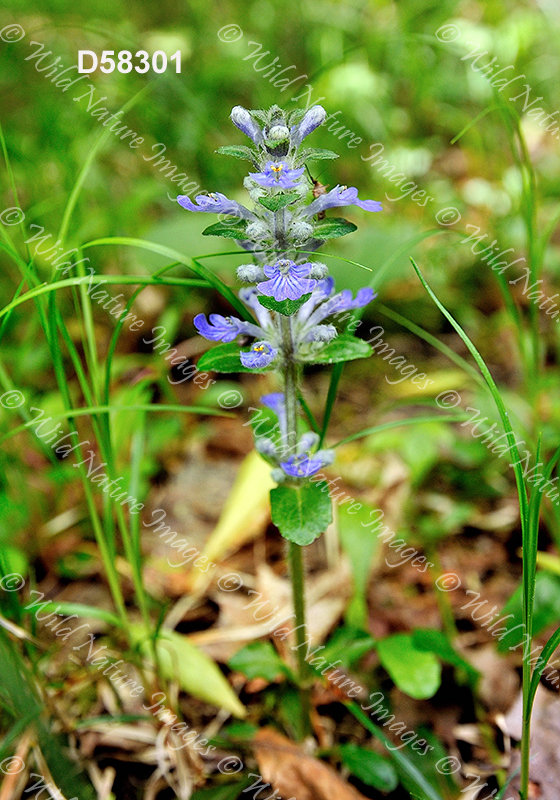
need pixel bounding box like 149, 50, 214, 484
281, 314, 311, 735
289, 541, 311, 728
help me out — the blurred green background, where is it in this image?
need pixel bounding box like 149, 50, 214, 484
2, 0, 560, 565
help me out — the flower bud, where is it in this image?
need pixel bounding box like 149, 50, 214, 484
290, 222, 314, 241
231, 106, 263, 144
256, 438, 278, 458
268, 125, 290, 141
298, 432, 320, 452
316, 448, 335, 467
305, 324, 337, 343
308, 262, 328, 279
246, 221, 270, 240
237, 264, 265, 282
271, 467, 286, 483
292, 105, 326, 145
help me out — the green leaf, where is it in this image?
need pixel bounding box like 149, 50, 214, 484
339, 502, 382, 629
191, 781, 252, 800
313, 217, 357, 239
258, 191, 299, 211
339, 743, 398, 793
215, 145, 256, 163
79, 237, 252, 322
270, 481, 333, 545
528, 625, 560, 713
300, 334, 372, 365
412, 628, 479, 686
377, 633, 442, 699
197, 343, 274, 374
301, 148, 340, 161
258, 292, 312, 316
202, 221, 249, 240
346, 702, 452, 800
130, 625, 246, 718
320, 626, 376, 670
229, 641, 291, 681
27, 602, 122, 628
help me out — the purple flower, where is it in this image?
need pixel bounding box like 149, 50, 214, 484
261, 392, 286, 416
177, 192, 255, 220
303, 185, 383, 217
279, 450, 333, 479
194, 313, 262, 343
281, 454, 323, 478
231, 106, 263, 144
257, 259, 317, 302
291, 106, 326, 146
240, 341, 277, 369
305, 286, 376, 328
261, 392, 287, 439
249, 161, 305, 189
239, 287, 275, 333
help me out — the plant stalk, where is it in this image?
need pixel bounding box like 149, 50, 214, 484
281, 314, 312, 734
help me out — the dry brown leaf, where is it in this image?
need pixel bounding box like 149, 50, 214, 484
253, 728, 368, 800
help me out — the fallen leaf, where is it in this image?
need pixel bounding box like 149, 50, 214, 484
130, 624, 246, 718
195, 451, 275, 586
253, 728, 369, 800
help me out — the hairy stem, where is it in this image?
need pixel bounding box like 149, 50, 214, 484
281, 314, 311, 735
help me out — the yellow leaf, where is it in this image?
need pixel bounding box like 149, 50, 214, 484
130, 625, 246, 718
199, 450, 274, 566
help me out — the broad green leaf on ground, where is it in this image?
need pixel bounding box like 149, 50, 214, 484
412, 628, 479, 687
130, 625, 246, 718
377, 633, 442, 699
338, 501, 381, 629
191, 781, 252, 800
270, 481, 332, 545
229, 641, 291, 681
339, 743, 398, 792
320, 626, 376, 671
